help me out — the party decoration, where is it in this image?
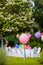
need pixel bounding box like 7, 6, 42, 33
24, 45, 27, 49
19, 33, 29, 61
28, 33, 31, 39
18, 44, 22, 48
35, 32, 41, 39
41, 32, 43, 41
26, 45, 31, 49
16, 34, 19, 38
22, 45, 24, 49
19, 33, 29, 44
15, 44, 18, 48
41, 32, 43, 35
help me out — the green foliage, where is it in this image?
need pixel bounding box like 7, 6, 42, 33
0, 49, 7, 65
33, 0, 43, 31
0, 0, 34, 33
0, 0, 43, 48
38, 52, 43, 65
6, 35, 15, 41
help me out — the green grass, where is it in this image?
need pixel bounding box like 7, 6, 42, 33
6, 52, 43, 65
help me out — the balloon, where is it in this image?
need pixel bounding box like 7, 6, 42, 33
18, 44, 22, 48
16, 34, 19, 38
41, 32, 43, 41
35, 32, 41, 39
28, 33, 31, 39
15, 44, 18, 48
22, 45, 24, 49
24, 45, 27, 48
19, 33, 29, 61
19, 33, 29, 44
41, 32, 43, 35
27, 45, 31, 49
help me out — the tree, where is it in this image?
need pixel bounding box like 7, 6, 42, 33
0, 0, 34, 34
33, 0, 43, 31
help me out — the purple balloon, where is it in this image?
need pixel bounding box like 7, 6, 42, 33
15, 44, 18, 48
35, 32, 41, 39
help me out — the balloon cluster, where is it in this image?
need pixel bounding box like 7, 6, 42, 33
35, 32, 43, 41
15, 32, 42, 61
16, 31, 43, 44
15, 44, 31, 49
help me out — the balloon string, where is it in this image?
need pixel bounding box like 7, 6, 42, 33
24, 45, 26, 61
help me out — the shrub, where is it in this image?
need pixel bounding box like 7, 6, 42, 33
0, 48, 7, 65
38, 52, 43, 65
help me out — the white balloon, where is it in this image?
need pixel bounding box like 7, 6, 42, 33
41, 35, 43, 41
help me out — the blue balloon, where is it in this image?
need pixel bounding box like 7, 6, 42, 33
18, 44, 22, 48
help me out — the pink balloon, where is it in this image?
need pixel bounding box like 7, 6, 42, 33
26, 46, 28, 49
27, 45, 31, 49
28, 33, 31, 39
41, 32, 43, 35
24, 45, 27, 48
19, 34, 29, 44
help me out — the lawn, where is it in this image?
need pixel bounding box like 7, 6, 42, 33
6, 52, 43, 65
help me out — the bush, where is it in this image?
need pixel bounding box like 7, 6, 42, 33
40, 53, 43, 64
38, 52, 43, 65
0, 49, 7, 65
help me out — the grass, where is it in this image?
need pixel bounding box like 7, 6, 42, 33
6, 52, 43, 65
